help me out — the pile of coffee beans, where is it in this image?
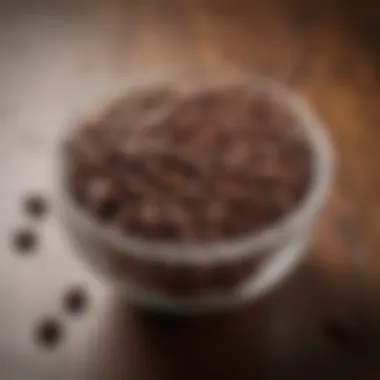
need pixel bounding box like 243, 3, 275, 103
65, 85, 311, 243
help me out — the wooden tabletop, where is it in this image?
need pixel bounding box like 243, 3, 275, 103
1, 1, 380, 379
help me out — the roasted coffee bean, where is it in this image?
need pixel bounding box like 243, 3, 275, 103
23, 193, 48, 219
62, 285, 89, 315
35, 317, 63, 349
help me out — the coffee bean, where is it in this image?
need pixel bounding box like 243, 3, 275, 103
23, 193, 48, 219
35, 317, 63, 349
12, 228, 38, 254
62, 285, 89, 315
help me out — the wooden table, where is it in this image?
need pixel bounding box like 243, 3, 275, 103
1, 1, 380, 379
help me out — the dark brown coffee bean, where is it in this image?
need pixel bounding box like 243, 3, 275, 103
94, 197, 120, 221
84, 178, 120, 221
23, 193, 48, 219
35, 317, 63, 349
62, 285, 89, 315
12, 228, 38, 254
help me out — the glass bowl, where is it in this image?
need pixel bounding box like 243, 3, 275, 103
54, 67, 334, 313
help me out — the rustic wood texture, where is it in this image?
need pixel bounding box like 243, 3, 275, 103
1, 0, 380, 379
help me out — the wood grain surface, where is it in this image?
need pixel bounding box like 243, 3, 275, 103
1, 1, 380, 379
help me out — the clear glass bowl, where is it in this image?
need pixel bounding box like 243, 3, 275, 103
54, 67, 334, 313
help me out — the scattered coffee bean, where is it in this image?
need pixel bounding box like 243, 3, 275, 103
12, 228, 37, 254
63, 285, 88, 315
35, 317, 63, 349
23, 193, 48, 219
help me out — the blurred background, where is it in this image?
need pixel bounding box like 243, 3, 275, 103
1, 0, 380, 379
